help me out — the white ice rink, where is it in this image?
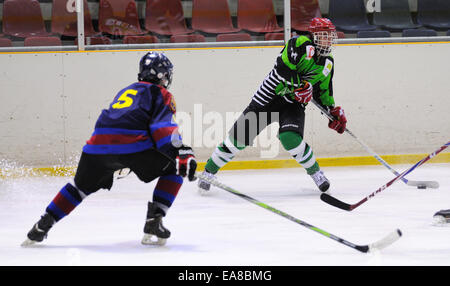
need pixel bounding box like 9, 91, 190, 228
1, 163, 449, 266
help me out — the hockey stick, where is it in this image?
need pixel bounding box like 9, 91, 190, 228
196, 172, 402, 253
321, 141, 450, 211
311, 99, 439, 189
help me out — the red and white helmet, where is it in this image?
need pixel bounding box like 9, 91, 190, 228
308, 18, 337, 57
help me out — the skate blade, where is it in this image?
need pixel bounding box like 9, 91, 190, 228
21, 238, 37, 247
432, 215, 449, 226
141, 234, 167, 246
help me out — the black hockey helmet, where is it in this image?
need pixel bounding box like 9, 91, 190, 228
138, 52, 174, 89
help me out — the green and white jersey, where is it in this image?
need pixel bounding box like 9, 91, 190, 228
251, 35, 335, 108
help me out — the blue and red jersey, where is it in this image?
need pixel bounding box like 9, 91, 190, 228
82, 82, 181, 157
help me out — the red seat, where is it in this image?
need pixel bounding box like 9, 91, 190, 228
75, 36, 112, 45
264, 32, 298, 41
237, 0, 283, 33
337, 31, 345, 38
51, 0, 97, 37
266, 30, 342, 41
123, 35, 160, 44
192, 0, 240, 34
0, 38, 13, 47
98, 0, 145, 36
2, 0, 50, 38
264, 32, 284, 41
216, 33, 252, 42
24, 36, 62, 46
291, 0, 322, 32
170, 34, 206, 43
145, 0, 193, 35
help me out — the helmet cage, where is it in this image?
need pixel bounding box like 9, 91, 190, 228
309, 18, 338, 57
138, 52, 174, 89
312, 30, 337, 57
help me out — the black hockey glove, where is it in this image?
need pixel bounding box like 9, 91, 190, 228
175, 146, 197, 181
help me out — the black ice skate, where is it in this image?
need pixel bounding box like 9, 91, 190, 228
433, 209, 450, 225
141, 202, 170, 246
21, 213, 55, 247
197, 170, 216, 195
310, 170, 330, 192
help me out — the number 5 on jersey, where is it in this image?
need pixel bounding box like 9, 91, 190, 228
112, 89, 138, 109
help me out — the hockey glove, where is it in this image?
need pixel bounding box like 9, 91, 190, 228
175, 146, 197, 181
292, 81, 313, 104
328, 106, 347, 134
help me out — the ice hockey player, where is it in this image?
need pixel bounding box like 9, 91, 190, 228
22, 52, 197, 247
433, 209, 450, 224
198, 18, 347, 194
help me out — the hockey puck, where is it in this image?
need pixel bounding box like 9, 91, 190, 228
417, 185, 427, 189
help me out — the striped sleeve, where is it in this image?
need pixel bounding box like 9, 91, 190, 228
149, 86, 182, 153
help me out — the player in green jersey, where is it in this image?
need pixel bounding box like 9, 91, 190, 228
198, 18, 347, 194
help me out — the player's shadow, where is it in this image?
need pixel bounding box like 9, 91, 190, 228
254, 187, 322, 199
27, 241, 201, 254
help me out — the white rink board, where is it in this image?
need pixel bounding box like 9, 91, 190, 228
0, 43, 450, 166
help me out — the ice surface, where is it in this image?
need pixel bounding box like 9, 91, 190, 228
0, 163, 449, 266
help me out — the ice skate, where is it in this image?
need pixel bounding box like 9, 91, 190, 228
141, 202, 170, 246
432, 209, 450, 225
21, 213, 55, 247
197, 170, 216, 196
310, 170, 330, 192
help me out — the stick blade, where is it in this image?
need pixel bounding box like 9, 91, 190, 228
368, 229, 402, 252
320, 193, 352, 211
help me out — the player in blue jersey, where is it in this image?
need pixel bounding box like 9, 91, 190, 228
22, 52, 197, 246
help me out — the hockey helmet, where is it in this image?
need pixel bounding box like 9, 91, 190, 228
138, 52, 174, 89
308, 18, 337, 57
